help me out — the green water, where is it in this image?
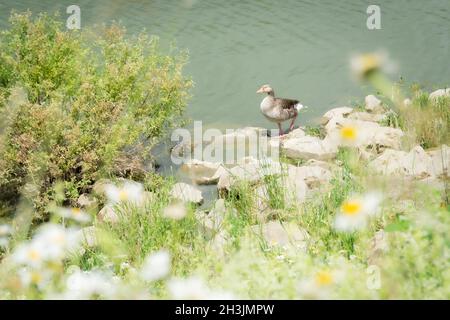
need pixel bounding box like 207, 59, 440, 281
1, 0, 449, 129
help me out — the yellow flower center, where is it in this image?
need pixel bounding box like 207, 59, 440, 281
341, 200, 362, 216
71, 208, 81, 216
315, 271, 333, 286
340, 126, 357, 141
360, 54, 380, 74
30, 272, 43, 284
27, 249, 40, 262
119, 190, 128, 201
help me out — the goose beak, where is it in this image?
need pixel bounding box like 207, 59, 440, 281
256, 88, 264, 93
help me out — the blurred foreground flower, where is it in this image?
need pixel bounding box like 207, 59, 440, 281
350, 51, 396, 80
11, 224, 81, 267
334, 193, 382, 232
18, 267, 52, 290
61, 270, 118, 299
298, 270, 342, 299
105, 181, 144, 205
140, 250, 171, 281
168, 277, 235, 300
163, 202, 187, 220
57, 207, 91, 223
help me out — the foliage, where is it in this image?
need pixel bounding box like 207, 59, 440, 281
0, 12, 192, 219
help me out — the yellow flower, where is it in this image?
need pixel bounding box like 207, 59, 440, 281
350, 51, 396, 80
315, 271, 333, 286
341, 200, 362, 216
340, 125, 357, 142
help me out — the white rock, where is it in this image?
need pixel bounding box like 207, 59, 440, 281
77, 226, 98, 248
370, 146, 443, 179
321, 107, 353, 125
365, 95, 384, 113
282, 135, 338, 161
325, 118, 403, 150
403, 98, 412, 106
77, 194, 97, 208
170, 183, 203, 204
196, 200, 226, 237
287, 164, 332, 189
251, 221, 308, 250
348, 111, 386, 123
98, 205, 120, 224
427, 145, 450, 178
181, 159, 223, 185
429, 88, 450, 101
216, 158, 282, 191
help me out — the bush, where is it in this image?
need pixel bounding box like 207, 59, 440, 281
0, 12, 192, 219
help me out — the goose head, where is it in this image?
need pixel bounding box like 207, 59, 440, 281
256, 84, 274, 95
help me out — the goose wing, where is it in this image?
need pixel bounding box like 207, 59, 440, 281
275, 97, 299, 110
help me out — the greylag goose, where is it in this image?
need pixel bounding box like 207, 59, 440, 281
256, 84, 306, 135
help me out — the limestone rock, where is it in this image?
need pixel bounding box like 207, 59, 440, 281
321, 107, 353, 125
281, 135, 338, 161
348, 111, 386, 123
98, 205, 119, 224
251, 221, 308, 250
429, 88, 450, 101
77, 226, 98, 248
369, 146, 447, 179
365, 95, 385, 113
170, 183, 203, 204
181, 159, 223, 185
77, 194, 97, 208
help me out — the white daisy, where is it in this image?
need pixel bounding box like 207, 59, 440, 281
350, 51, 396, 80
63, 270, 117, 299
140, 249, 171, 282
104, 181, 144, 205
334, 193, 382, 232
168, 277, 234, 300
57, 207, 91, 223
18, 268, 52, 290
298, 270, 342, 300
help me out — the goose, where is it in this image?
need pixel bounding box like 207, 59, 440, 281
256, 84, 306, 135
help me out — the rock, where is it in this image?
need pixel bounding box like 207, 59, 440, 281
196, 200, 226, 237
365, 95, 385, 113
370, 146, 445, 179
217, 158, 282, 191
368, 230, 388, 264
209, 231, 230, 255
92, 178, 112, 196
77, 226, 98, 248
98, 205, 120, 224
348, 111, 386, 123
429, 88, 450, 101
427, 145, 449, 178
325, 118, 403, 150
170, 183, 203, 204
281, 135, 338, 161
287, 164, 332, 189
255, 175, 308, 211
77, 194, 97, 208
181, 159, 223, 185
305, 159, 335, 171
250, 221, 308, 250
285, 128, 307, 139
321, 107, 353, 125
403, 98, 412, 107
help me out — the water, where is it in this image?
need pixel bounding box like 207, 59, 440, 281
1, 0, 449, 130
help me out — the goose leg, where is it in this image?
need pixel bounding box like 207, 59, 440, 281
289, 114, 298, 132
277, 122, 284, 136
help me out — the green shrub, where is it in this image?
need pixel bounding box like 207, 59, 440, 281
0, 12, 192, 219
